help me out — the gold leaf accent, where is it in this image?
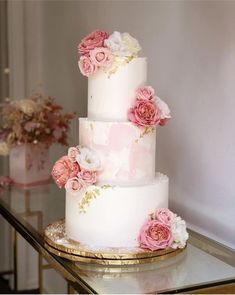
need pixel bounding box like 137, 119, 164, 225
149, 212, 155, 220
90, 123, 93, 130
79, 184, 112, 213
105, 56, 135, 78
135, 127, 155, 143
101, 184, 112, 189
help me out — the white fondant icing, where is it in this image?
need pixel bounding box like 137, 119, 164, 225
79, 118, 156, 185
65, 173, 169, 248
88, 57, 147, 121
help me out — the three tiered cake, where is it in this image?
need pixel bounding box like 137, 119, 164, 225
51, 30, 188, 253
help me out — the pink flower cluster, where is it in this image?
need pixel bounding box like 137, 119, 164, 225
138, 208, 176, 251
128, 86, 171, 128
78, 30, 113, 77
51, 146, 98, 194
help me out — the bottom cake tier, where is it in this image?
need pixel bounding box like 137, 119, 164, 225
65, 173, 168, 248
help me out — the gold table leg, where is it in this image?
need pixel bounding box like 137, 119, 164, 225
12, 228, 18, 291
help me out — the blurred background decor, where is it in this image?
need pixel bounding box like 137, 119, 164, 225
0, 94, 75, 187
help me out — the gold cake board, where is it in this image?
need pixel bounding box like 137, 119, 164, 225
44, 219, 185, 266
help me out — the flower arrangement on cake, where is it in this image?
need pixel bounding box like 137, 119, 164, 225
78, 30, 141, 77
128, 85, 171, 129
0, 94, 75, 155
52, 146, 100, 190
139, 208, 188, 251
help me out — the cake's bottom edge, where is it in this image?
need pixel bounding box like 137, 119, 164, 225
44, 219, 187, 265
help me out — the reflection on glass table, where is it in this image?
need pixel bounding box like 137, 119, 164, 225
0, 183, 235, 294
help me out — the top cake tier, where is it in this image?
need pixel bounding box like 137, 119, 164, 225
78, 30, 171, 127
88, 57, 147, 121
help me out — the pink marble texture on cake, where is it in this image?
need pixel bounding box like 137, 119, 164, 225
79, 118, 156, 185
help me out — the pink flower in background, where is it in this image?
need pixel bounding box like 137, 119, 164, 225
128, 100, 161, 127
90, 47, 114, 67
78, 56, 97, 77
53, 127, 63, 140
78, 30, 109, 56
155, 208, 176, 226
138, 219, 173, 251
65, 177, 85, 194
51, 156, 80, 188
136, 86, 155, 101
78, 169, 97, 185
24, 121, 37, 132
68, 146, 80, 163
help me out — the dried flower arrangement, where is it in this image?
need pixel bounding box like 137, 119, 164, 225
0, 94, 75, 155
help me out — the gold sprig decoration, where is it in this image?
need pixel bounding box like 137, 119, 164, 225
135, 126, 155, 143
79, 184, 112, 213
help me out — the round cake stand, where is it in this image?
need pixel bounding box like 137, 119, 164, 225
44, 219, 186, 266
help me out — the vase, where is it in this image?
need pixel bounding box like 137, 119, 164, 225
9, 143, 50, 188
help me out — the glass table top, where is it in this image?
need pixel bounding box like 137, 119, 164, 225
0, 183, 235, 294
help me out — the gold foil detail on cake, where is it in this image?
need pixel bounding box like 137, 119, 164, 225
105, 56, 135, 78
90, 123, 93, 130
149, 212, 155, 220
79, 184, 112, 213
135, 126, 155, 143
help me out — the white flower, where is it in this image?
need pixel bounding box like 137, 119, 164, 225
156, 96, 171, 119
122, 32, 141, 57
17, 99, 38, 115
76, 147, 101, 171
0, 142, 9, 156
171, 216, 189, 249
104, 31, 141, 57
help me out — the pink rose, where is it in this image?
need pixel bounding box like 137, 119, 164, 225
78, 56, 97, 77
90, 47, 114, 67
138, 220, 173, 251
136, 86, 155, 101
78, 30, 109, 56
155, 208, 176, 226
68, 146, 80, 163
51, 156, 80, 188
128, 100, 161, 127
78, 169, 97, 185
65, 177, 85, 194
159, 118, 170, 126
24, 121, 37, 132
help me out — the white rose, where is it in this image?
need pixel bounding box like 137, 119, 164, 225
0, 142, 9, 156
156, 96, 171, 119
104, 31, 141, 57
122, 32, 141, 57
17, 99, 38, 115
171, 216, 189, 249
76, 147, 101, 171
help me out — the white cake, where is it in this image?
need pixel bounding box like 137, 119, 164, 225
52, 30, 188, 252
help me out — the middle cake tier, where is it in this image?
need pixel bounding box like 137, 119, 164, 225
79, 118, 156, 185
